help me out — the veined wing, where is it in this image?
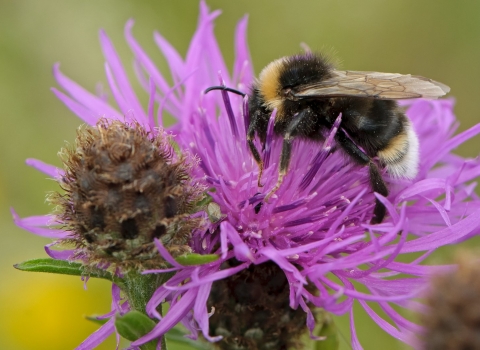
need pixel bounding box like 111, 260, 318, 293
294, 70, 450, 100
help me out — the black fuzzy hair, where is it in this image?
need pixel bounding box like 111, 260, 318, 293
278, 53, 334, 89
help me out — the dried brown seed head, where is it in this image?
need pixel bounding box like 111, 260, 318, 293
208, 261, 313, 350
420, 251, 480, 350
52, 120, 206, 271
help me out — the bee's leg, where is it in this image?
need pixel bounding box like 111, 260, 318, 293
264, 136, 291, 201
265, 109, 314, 201
247, 116, 265, 187
335, 128, 388, 223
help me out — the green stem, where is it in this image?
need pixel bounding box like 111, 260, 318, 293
122, 271, 173, 348
162, 333, 168, 350
123, 273, 160, 313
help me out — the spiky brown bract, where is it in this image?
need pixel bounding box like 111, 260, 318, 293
208, 261, 312, 350
420, 252, 480, 350
52, 120, 205, 272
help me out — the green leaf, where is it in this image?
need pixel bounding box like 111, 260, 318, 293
315, 313, 339, 350
13, 258, 122, 284
115, 310, 157, 350
166, 328, 214, 349
174, 253, 219, 266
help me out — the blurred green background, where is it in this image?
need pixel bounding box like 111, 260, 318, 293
1, 1, 480, 349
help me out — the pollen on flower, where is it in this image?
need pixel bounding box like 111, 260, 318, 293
51, 120, 205, 271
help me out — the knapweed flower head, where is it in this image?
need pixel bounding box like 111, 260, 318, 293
52, 119, 205, 272
14, 1, 480, 349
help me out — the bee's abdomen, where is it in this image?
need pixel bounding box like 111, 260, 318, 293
342, 99, 420, 180
377, 118, 419, 179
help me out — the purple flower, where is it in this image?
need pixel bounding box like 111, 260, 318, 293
15, 1, 480, 349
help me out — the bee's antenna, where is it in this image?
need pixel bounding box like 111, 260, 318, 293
205, 86, 246, 97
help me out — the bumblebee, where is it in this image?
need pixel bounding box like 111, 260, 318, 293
206, 53, 449, 223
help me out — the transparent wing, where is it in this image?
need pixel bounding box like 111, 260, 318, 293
294, 70, 450, 100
